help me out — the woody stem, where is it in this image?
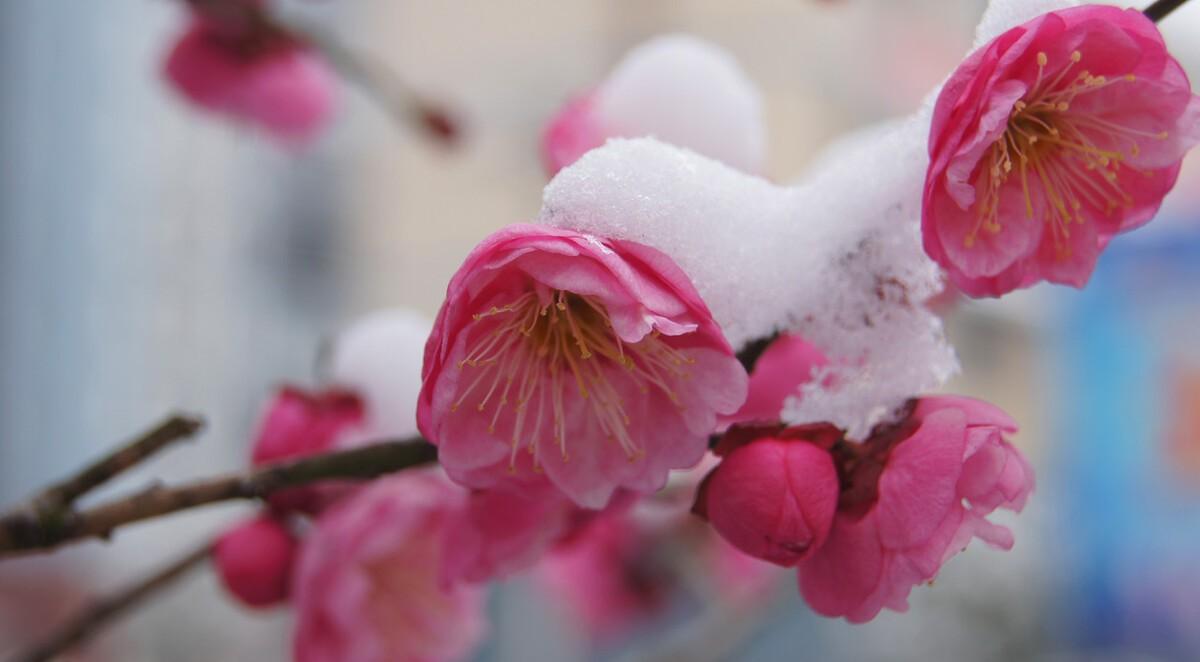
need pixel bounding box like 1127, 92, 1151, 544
1144, 0, 1190, 22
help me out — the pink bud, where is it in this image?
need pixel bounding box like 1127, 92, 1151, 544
699, 438, 838, 567
162, 16, 337, 147
214, 516, 298, 608
251, 386, 364, 466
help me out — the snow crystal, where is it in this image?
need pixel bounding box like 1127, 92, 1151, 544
325, 309, 432, 444
594, 34, 767, 174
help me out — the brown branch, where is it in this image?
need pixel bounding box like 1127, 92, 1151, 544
0, 440, 437, 557
1145, 0, 1190, 22
9, 540, 213, 662
300, 29, 459, 145
10, 414, 205, 520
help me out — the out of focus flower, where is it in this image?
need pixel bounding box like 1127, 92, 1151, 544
705, 532, 780, 606
440, 484, 581, 583
293, 471, 486, 662
214, 515, 298, 609
536, 513, 674, 640
541, 35, 766, 176
695, 426, 839, 566
535, 477, 780, 642
419, 224, 747, 508
923, 5, 1200, 297
163, 7, 336, 145
251, 387, 365, 466
250, 386, 366, 513
796, 396, 1035, 622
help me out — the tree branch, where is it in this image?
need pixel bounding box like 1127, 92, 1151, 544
1145, 0, 1191, 21
0, 440, 437, 557
8, 540, 214, 662
8, 414, 205, 521
302, 28, 459, 144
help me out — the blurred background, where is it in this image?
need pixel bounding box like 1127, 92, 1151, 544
2, 0, 1200, 660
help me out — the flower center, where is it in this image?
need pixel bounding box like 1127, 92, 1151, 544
968, 50, 1169, 255
452, 290, 694, 472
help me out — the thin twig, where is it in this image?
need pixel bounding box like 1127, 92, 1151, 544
11, 414, 205, 520
1145, 0, 1190, 22
300, 28, 458, 144
9, 540, 214, 662
0, 440, 437, 556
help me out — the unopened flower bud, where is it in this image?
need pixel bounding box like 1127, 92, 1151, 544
214, 516, 298, 608
698, 437, 838, 566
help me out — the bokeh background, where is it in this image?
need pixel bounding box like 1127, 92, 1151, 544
2, 0, 1200, 660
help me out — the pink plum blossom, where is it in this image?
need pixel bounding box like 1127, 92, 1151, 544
695, 426, 839, 566
251, 386, 365, 466
418, 224, 747, 509
250, 386, 366, 513
923, 5, 1200, 297
535, 485, 779, 640
440, 484, 581, 583
722, 334, 827, 426
292, 471, 487, 662
440, 482, 640, 586
536, 513, 673, 640
213, 515, 298, 608
163, 12, 336, 145
542, 93, 608, 177
795, 396, 1035, 622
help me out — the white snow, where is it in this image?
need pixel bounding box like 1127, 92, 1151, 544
541, 127, 956, 438
594, 35, 767, 174
325, 309, 432, 445
536, 0, 1094, 437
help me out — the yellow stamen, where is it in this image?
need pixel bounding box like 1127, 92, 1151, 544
965, 48, 1158, 257
455, 290, 690, 471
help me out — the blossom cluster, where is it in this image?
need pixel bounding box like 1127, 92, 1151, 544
161, 0, 1200, 660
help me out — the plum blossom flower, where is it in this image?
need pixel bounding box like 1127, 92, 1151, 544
795, 396, 1035, 622
722, 334, 827, 426
535, 512, 674, 640
244, 308, 432, 512
695, 425, 839, 566
923, 5, 1200, 297
541, 35, 766, 176
163, 7, 335, 145
542, 93, 608, 178
251, 387, 365, 466
419, 224, 747, 508
213, 515, 298, 608
698, 396, 1031, 622
293, 471, 487, 662
439, 484, 583, 583
249, 386, 366, 513
534, 490, 778, 641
